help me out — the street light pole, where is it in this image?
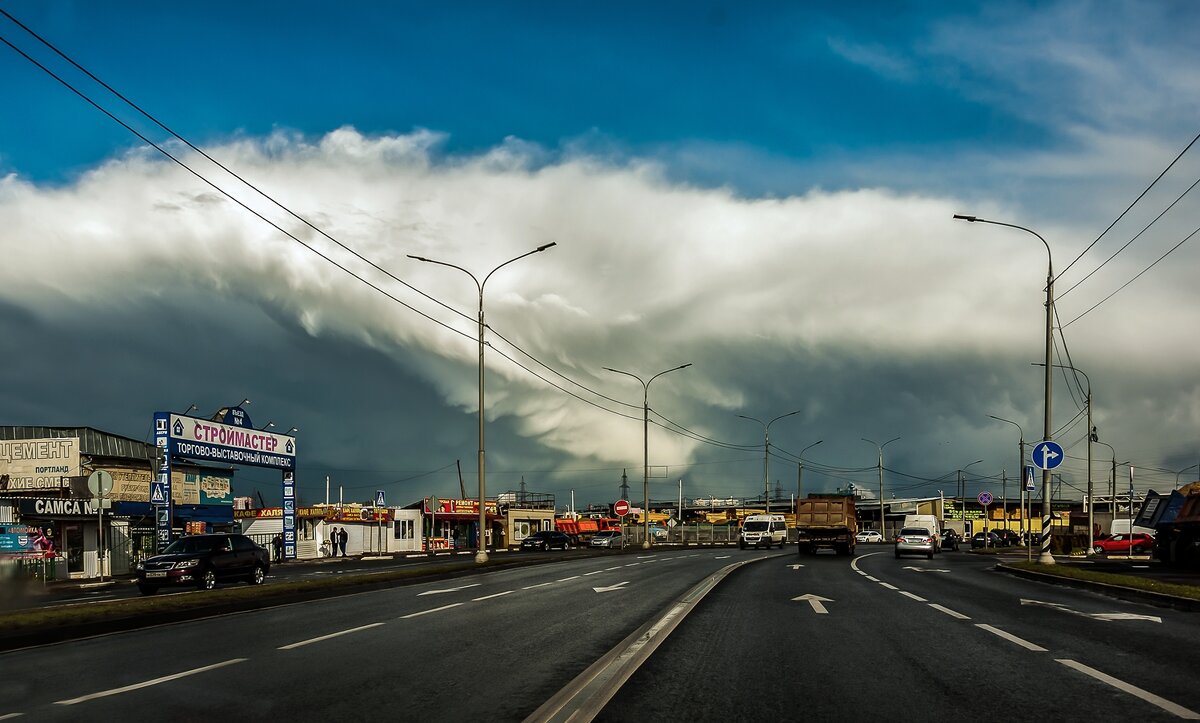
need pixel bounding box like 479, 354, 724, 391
408, 242, 556, 564
797, 440, 824, 501
957, 459, 984, 540
738, 411, 802, 514
862, 437, 900, 537
955, 214, 1056, 564
1095, 441, 1117, 517
1034, 363, 1095, 554
988, 415, 1026, 541
605, 364, 692, 549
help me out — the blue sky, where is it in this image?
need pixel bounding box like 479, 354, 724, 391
1, 1, 1198, 508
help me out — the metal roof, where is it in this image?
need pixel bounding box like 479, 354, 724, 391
0, 425, 152, 460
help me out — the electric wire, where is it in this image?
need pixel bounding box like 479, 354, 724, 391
1059, 173, 1200, 300
1057, 127, 1200, 280
1063, 222, 1200, 328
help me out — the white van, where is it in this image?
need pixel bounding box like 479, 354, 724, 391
740, 514, 788, 549
902, 514, 942, 552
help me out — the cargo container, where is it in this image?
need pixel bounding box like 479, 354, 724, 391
795, 495, 857, 556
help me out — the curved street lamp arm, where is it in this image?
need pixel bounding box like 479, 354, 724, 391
406, 255, 482, 292
953, 215, 1053, 277
481, 242, 557, 293
799, 440, 823, 459
603, 366, 648, 390
648, 363, 692, 386
988, 414, 1025, 442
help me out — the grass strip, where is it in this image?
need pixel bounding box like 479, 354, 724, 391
1006, 561, 1200, 601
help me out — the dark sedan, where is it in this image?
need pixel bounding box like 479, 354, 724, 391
971, 531, 1001, 548
941, 529, 961, 551
136, 533, 270, 595
520, 530, 573, 551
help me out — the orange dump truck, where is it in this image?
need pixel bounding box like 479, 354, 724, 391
555, 517, 620, 544
794, 495, 857, 556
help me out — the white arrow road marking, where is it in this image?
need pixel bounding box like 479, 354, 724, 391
1020, 599, 1161, 623
902, 566, 950, 573
792, 594, 833, 614
787, 564, 805, 569
418, 583, 481, 596
594, 581, 631, 593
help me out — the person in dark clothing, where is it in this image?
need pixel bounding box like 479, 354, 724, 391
272, 533, 283, 562
338, 527, 348, 557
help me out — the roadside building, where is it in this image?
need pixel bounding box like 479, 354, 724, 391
0, 426, 235, 580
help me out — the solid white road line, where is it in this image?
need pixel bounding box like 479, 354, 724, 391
400, 603, 464, 619
899, 591, 927, 602
928, 603, 970, 620
879, 582, 899, 590
0, 713, 24, 719
472, 590, 515, 601
1057, 659, 1200, 719
55, 659, 247, 705
976, 624, 1047, 652
279, 623, 385, 650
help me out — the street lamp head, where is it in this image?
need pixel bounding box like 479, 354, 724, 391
535, 242, 557, 252
285, 427, 299, 435
952, 214, 978, 222
238, 398, 251, 407
182, 403, 198, 415
261, 421, 275, 431
406, 254, 428, 262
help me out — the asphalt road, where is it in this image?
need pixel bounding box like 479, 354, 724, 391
0, 548, 758, 721
599, 546, 1200, 722
4, 545, 1199, 722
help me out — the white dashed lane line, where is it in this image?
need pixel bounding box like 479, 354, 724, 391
898, 591, 927, 602
400, 603, 464, 619
976, 624, 1047, 652
928, 603, 970, 620
55, 659, 247, 705
279, 623, 385, 650
1057, 659, 1200, 720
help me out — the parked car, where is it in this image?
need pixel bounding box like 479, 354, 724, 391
589, 530, 625, 549
895, 527, 935, 559
520, 530, 573, 551
649, 525, 668, 540
971, 531, 1001, 548
136, 533, 269, 595
1093, 533, 1155, 556
941, 529, 961, 551
855, 530, 885, 543
994, 529, 1021, 546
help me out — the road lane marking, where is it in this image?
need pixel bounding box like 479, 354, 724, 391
418, 583, 481, 596
557, 576, 581, 582
929, 604, 970, 620
279, 623, 385, 650
401, 603, 464, 619
865, 576, 880, 582
879, 582, 899, 590
1020, 599, 1162, 623
522, 581, 556, 590
604, 566, 622, 571
624, 563, 641, 567
0, 713, 23, 720
583, 570, 605, 576
899, 591, 927, 602
55, 659, 247, 705
593, 581, 631, 593
1057, 658, 1200, 719
793, 594, 832, 614
472, 590, 515, 601
976, 624, 1047, 652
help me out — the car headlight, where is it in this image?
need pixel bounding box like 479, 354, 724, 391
135, 560, 144, 571
174, 558, 200, 569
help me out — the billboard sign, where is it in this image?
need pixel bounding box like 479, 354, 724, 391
163, 414, 296, 471
0, 437, 80, 492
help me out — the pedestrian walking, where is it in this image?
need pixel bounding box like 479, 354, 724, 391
338, 526, 348, 557
272, 533, 283, 562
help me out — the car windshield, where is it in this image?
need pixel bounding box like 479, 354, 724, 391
744, 521, 769, 531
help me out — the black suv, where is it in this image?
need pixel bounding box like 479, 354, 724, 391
136, 533, 270, 595
519, 530, 572, 551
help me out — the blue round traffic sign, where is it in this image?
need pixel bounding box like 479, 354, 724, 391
977, 491, 993, 506
1032, 440, 1064, 470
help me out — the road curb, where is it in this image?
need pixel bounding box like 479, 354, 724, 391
525, 551, 787, 723
995, 562, 1200, 612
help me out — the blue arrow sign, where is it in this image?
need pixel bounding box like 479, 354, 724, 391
1033, 440, 1064, 470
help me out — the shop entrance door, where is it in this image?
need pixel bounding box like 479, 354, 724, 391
63, 524, 85, 575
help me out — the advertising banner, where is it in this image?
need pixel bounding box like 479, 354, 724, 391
166, 414, 296, 471
0, 437, 80, 492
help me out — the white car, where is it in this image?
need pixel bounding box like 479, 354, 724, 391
855, 530, 885, 543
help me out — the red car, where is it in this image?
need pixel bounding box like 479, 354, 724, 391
1093, 533, 1154, 555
